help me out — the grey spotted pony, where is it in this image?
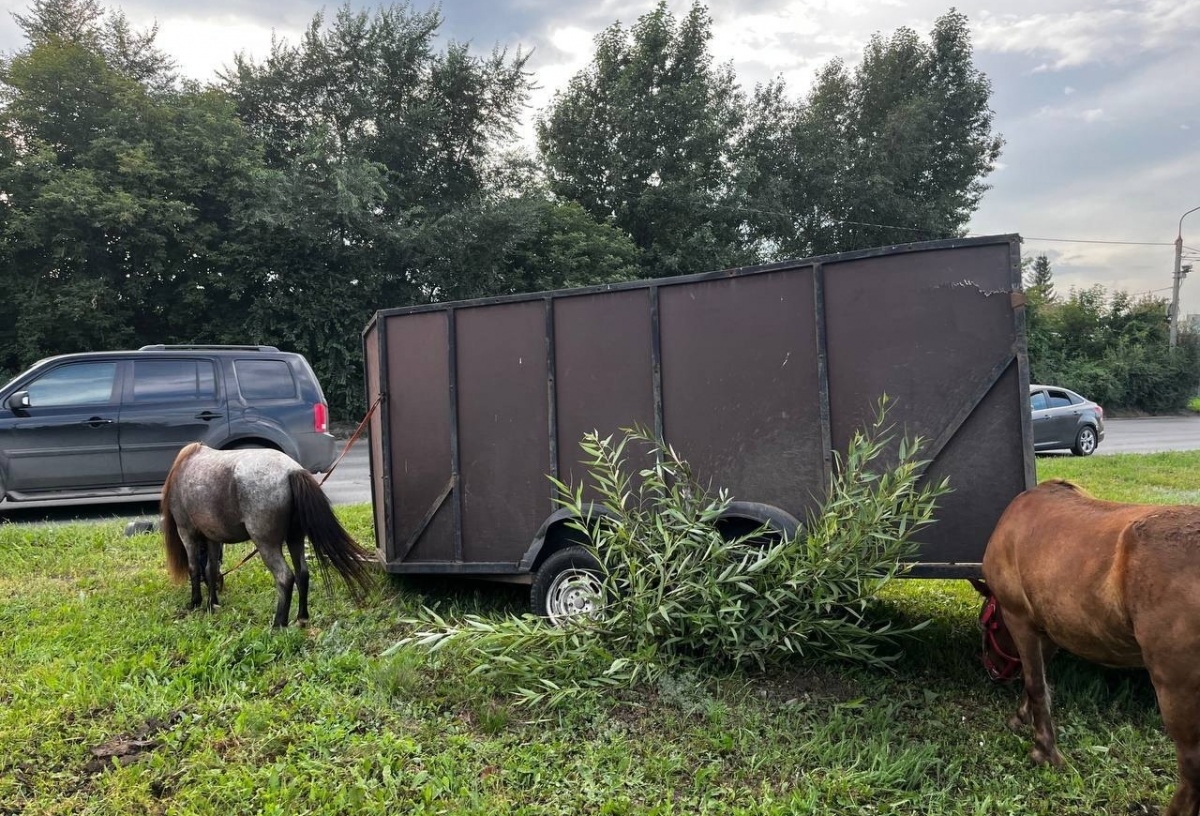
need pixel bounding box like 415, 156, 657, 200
161, 442, 373, 627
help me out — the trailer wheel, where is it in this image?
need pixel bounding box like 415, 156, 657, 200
531, 546, 604, 625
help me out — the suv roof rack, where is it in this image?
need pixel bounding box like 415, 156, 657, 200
138, 344, 280, 352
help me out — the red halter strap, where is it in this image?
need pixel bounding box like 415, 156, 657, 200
978, 595, 1022, 682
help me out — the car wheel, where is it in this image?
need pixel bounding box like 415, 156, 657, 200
1072, 426, 1098, 457
530, 546, 604, 625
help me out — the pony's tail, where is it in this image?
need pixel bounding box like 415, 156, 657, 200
289, 470, 375, 602
161, 442, 203, 584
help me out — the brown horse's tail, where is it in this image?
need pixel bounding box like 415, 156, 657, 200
161, 442, 203, 584
288, 470, 375, 601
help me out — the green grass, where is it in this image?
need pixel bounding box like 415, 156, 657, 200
1037, 449, 1200, 503
1188, 396, 1200, 414
2, 461, 1194, 815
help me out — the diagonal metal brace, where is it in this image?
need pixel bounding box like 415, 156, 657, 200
397, 475, 457, 563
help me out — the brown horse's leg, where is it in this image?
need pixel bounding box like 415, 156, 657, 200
1008, 641, 1060, 731
1153, 679, 1200, 816
286, 532, 310, 627
1007, 614, 1064, 767
257, 542, 295, 628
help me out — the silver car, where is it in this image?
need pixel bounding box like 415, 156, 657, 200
1030, 384, 1105, 456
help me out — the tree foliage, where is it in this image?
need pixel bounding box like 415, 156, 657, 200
738, 9, 1002, 258
0, 0, 1013, 416
0, 0, 254, 375
1024, 257, 1199, 412
537, 2, 751, 277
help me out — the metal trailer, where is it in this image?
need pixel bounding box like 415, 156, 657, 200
362, 235, 1035, 613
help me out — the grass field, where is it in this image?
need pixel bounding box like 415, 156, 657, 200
0, 454, 1194, 815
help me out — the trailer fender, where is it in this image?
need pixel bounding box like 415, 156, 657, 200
717, 501, 802, 542
520, 500, 800, 573
520, 504, 618, 572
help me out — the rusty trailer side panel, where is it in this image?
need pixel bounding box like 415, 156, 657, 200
553, 289, 657, 495
659, 268, 827, 520
363, 235, 1035, 579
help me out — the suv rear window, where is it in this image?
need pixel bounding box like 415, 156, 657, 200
132, 360, 217, 402
235, 359, 297, 400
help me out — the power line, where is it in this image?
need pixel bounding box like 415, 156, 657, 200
1018, 236, 1175, 247
707, 204, 1181, 249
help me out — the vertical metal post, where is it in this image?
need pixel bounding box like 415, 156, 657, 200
1171, 234, 1183, 350
812, 263, 833, 489
1171, 205, 1200, 350
372, 317, 395, 563
545, 297, 559, 510
447, 308, 463, 562
1008, 237, 1037, 491
650, 286, 664, 446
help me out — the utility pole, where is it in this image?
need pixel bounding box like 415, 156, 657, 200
1171, 205, 1200, 349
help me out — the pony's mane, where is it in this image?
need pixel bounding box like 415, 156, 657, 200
161, 443, 206, 582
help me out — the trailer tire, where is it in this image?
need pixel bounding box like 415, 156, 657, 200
530, 546, 604, 625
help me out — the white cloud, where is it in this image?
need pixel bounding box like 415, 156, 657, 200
973, 0, 1200, 71
149, 14, 302, 79
520, 25, 595, 142
973, 147, 1200, 313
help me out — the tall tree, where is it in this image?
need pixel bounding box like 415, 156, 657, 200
1026, 254, 1055, 301
218, 2, 536, 413
0, 0, 257, 376
11, 0, 102, 46
537, 2, 750, 277
737, 10, 1003, 257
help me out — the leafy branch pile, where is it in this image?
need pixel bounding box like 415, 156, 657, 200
389, 402, 949, 706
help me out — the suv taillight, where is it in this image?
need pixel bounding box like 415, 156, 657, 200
1097, 405, 1104, 420
314, 403, 328, 434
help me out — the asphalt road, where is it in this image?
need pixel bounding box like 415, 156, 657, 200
1094, 416, 1200, 455
2, 418, 1198, 526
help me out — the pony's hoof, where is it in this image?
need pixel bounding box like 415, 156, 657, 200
1007, 714, 1028, 732
296, 617, 310, 628
1030, 747, 1064, 767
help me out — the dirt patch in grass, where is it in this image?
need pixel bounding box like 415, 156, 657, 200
757, 664, 866, 705
85, 712, 183, 775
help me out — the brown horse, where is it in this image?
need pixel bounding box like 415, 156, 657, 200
975, 478, 1200, 816
162, 443, 374, 627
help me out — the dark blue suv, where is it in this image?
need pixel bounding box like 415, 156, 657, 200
0, 345, 336, 502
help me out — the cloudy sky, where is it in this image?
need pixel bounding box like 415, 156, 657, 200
3, 0, 1199, 314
